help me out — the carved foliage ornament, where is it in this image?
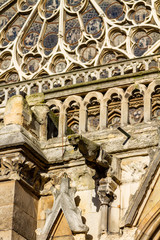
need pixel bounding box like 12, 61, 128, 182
0, 0, 160, 82
0, 152, 49, 192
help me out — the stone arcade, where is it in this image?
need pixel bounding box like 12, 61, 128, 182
0, 0, 160, 239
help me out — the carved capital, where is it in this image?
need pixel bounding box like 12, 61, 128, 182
0, 152, 25, 179
97, 177, 117, 205
0, 152, 50, 192
20, 160, 50, 192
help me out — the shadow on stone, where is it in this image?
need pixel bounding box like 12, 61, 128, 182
92, 185, 101, 212
75, 195, 81, 207
86, 234, 93, 240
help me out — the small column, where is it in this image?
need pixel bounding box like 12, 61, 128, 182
97, 176, 117, 238
121, 98, 128, 126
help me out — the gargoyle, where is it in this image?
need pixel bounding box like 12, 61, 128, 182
68, 134, 112, 172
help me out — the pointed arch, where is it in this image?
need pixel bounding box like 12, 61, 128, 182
46, 99, 63, 138
63, 95, 83, 135
103, 88, 124, 128
124, 84, 146, 125
83, 91, 103, 132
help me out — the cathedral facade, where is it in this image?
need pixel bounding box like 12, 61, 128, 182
0, 0, 160, 239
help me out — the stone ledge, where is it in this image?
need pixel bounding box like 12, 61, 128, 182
44, 70, 160, 100
0, 124, 47, 168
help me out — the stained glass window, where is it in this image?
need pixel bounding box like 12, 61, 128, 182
0, 0, 159, 83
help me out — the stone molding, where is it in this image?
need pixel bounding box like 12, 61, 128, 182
0, 150, 49, 194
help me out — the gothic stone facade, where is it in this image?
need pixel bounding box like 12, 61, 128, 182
0, 0, 160, 239
0, 69, 159, 240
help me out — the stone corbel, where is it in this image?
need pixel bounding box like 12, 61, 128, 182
68, 134, 120, 239
97, 176, 118, 238
20, 160, 50, 192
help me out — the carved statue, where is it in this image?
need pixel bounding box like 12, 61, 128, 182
68, 134, 112, 171
36, 173, 88, 240
68, 135, 121, 238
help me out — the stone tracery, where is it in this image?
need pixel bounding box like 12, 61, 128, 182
44, 80, 160, 139
0, 0, 159, 83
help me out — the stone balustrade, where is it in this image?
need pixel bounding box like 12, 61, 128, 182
0, 54, 159, 107
45, 79, 160, 138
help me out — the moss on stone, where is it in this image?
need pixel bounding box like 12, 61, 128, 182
48, 111, 74, 135
26, 93, 44, 106
45, 69, 160, 95
48, 111, 59, 129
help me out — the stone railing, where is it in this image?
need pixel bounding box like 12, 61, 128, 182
45, 79, 160, 138
0, 54, 160, 107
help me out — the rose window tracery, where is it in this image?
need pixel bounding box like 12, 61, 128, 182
0, 0, 160, 83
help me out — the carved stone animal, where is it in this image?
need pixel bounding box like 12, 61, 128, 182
68, 134, 112, 170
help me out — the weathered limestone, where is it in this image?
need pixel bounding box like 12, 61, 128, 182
36, 174, 88, 240
0, 180, 38, 240
68, 134, 112, 171
26, 93, 45, 107
3, 94, 50, 140
1, 70, 160, 240
4, 95, 32, 127
0, 124, 49, 192
31, 104, 49, 141
12, 181, 38, 240
38, 121, 160, 239
0, 181, 14, 239
97, 177, 118, 239
0, 122, 49, 239
68, 134, 122, 239
121, 149, 160, 240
